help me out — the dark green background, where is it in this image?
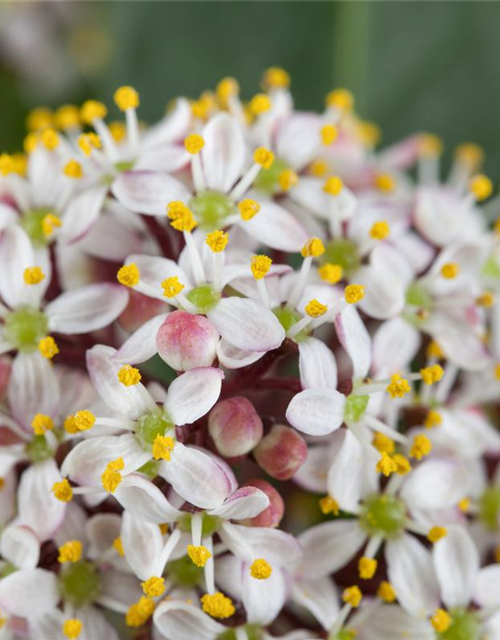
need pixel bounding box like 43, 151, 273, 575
2, 1, 500, 175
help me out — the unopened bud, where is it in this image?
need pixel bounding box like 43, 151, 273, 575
253, 424, 307, 480
244, 479, 284, 528
119, 290, 168, 332
208, 397, 263, 458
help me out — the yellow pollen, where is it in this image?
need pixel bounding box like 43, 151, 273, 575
419, 134, 443, 157
424, 410, 442, 429
344, 284, 365, 304
118, 365, 142, 387
426, 340, 444, 359
318, 263, 343, 285
342, 585, 362, 608
42, 213, 62, 238
0, 478, 4, 492
441, 262, 459, 279
64, 416, 78, 435
375, 174, 395, 193
431, 609, 451, 633
238, 198, 261, 220
31, 413, 53, 436
58, 540, 83, 564
9, 153, 26, 176
141, 576, 166, 598
495, 546, 500, 564
278, 168, 299, 192
358, 556, 377, 580
0, 611, 6, 628
420, 364, 444, 385
319, 495, 339, 516
249, 94, 272, 115
152, 435, 175, 461
162, 276, 185, 298
373, 432, 395, 454
310, 159, 328, 177
377, 581, 396, 603
455, 143, 484, 168
470, 174, 492, 201
458, 498, 470, 513
321, 124, 338, 146
477, 291, 494, 307
41, 128, 60, 151
251, 255, 272, 280
326, 88, 354, 112
370, 220, 390, 240
393, 453, 412, 475
80, 100, 107, 124
0, 154, 15, 176
427, 526, 447, 544
166, 201, 197, 232
495, 364, 500, 381
52, 479, 73, 502
109, 121, 127, 142
206, 230, 228, 253
64, 160, 83, 179
78, 133, 101, 156
187, 545, 212, 568
27, 107, 53, 131
376, 452, 398, 477
23, 266, 45, 285
54, 105, 80, 130
323, 175, 343, 196
101, 457, 125, 494
24, 133, 39, 154
386, 374, 411, 399
410, 434, 433, 460
254, 147, 275, 169
184, 133, 205, 155
159, 523, 169, 535
201, 592, 235, 619
263, 67, 290, 89
63, 619, 82, 640
357, 121, 381, 147
113, 537, 125, 556
114, 86, 140, 111
301, 237, 325, 258
305, 299, 328, 318
250, 558, 273, 580
191, 96, 212, 120
216, 77, 239, 104
117, 263, 140, 287
73, 410, 96, 431
39, 336, 59, 360
125, 596, 155, 627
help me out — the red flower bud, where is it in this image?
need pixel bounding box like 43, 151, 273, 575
253, 424, 307, 480
244, 479, 284, 528
208, 397, 263, 458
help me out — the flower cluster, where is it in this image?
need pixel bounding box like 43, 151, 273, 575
0, 68, 499, 640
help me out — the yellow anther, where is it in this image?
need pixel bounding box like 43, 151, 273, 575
27, 107, 53, 131
477, 291, 494, 308
419, 134, 443, 157
377, 581, 396, 603
305, 299, 328, 318
323, 175, 343, 196
191, 95, 213, 120
376, 452, 398, 477
357, 121, 381, 147
441, 262, 459, 279
495, 364, 500, 381
263, 67, 290, 90
64, 160, 83, 179
495, 546, 500, 563
431, 609, 451, 633
342, 585, 362, 608
109, 121, 127, 142
111, 537, 125, 557
375, 173, 395, 193
77, 133, 101, 156
63, 416, 78, 434
420, 364, 444, 385
0, 611, 6, 628
249, 94, 272, 116
0, 154, 14, 176
344, 284, 365, 304
166, 201, 197, 232
301, 237, 325, 258
238, 198, 261, 221
370, 220, 390, 240
184, 134, 205, 155
309, 159, 328, 177
52, 479, 73, 502
141, 576, 166, 597
114, 86, 140, 111
373, 432, 395, 454
201, 592, 235, 619
251, 255, 272, 280
424, 410, 442, 429
358, 556, 377, 580
455, 143, 484, 168
206, 230, 228, 253
250, 558, 273, 580
321, 124, 338, 146
254, 147, 275, 169
410, 434, 433, 460
23, 267, 45, 285
159, 523, 169, 535
63, 619, 82, 639
58, 540, 83, 564
152, 435, 175, 461
42, 213, 62, 238
118, 365, 142, 386
278, 168, 299, 192
470, 174, 492, 201
427, 526, 447, 544
73, 410, 96, 431
41, 128, 60, 151
161, 276, 185, 298
426, 340, 444, 359
80, 100, 107, 124
117, 263, 140, 287
101, 457, 125, 494
39, 336, 59, 360
125, 596, 155, 627
54, 105, 80, 130
318, 263, 343, 285
31, 413, 53, 436
187, 545, 212, 568
0, 479, 5, 492
24, 133, 38, 154
458, 498, 470, 513
216, 77, 239, 104
386, 373, 411, 399
319, 495, 340, 515
326, 88, 354, 112
392, 453, 412, 475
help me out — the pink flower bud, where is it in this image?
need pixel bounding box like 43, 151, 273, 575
253, 424, 307, 480
119, 290, 168, 332
244, 479, 284, 528
156, 310, 219, 371
208, 397, 263, 458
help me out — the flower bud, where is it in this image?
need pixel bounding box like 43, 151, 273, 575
208, 397, 263, 458
0, 357, 11, 400
253, 424, 307, 480
119, 290, 168, 333
156, 310, 219, 371
244, 479, 284, 528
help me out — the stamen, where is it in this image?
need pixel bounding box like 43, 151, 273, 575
52, 479, 73, 502
369, 221, 390, 240
141, 576, 166, 597
342, 585, 362, 608
249, 94, 271, 116
38, 336, 59, 360
323, 176, 343, 196
117, 365, 142, 387
73, 410, 96, 431
187, 545, 212, 568
23, 267, 45, 285
31, 413, 53, 436
113, 537, 125, 556
40, 128, 60, 151
304, 299, 328, 318
321, 124, 338, 146
318, 263, 343, 284
238, 198, 260, 221
375, 173, 395, 193
101, 457, 125, 493
358, 556, 377, 580
58, 540, 83, 563
376, 453, 398, 477
185, 134, 206, 191
117, 263, 140, 287
319, 495, 339, 515
326, 88, 354, 113
262, 67, 290, 90
125, 596, 155, 627
430, 609, 451, 633
427, 526, 447, 543
278, 169, 298, 192
249, 558, 272, 580
344, 284, 365, 304
201, 592, 235, 619
441, 262, 459, 279
152, 435, 175, 461
377, 581, 396, 602
410, 434, 432, 460
63, 619, 82, 639
386, 374, 411, 399
42, 213, 62, 238
469, 174, 492, 201
64, 160, 83, 180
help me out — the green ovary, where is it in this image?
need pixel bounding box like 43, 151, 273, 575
478, 486, 500, 531
190, 191, 235, 230
166, 555, 204, 588
177, 513, 220, 537
21, 208, 52, 247
273, 306, 310, 342
135, 411, 174, 449
186, 284, 221, 313
344, 394, 369, 423
60, 561, 102, 607
437, 609, 480, 640
4, 307, 48, 352
218, 627, 263, 640
329, 631, 357, 640
360, 494, 406, 539
253, 158, 289, 195
26, 435, 53, 462
321, 240, 361, 277
405, 283, 433, 311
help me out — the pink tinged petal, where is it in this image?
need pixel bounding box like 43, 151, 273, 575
296, 520, 366, 579
425, 315, 490, 372
372, 318, 420, 378
291, 576, 340, 631
242, 563, 288, 625
77, 606, 120, 640
141, 98, 192, 147
46, 283, 128, 334
73, 210, 144, 262
161, 442, 232, 509
220, 521, 301, 567
0, 568, 59, 619
298, 337, 337, 390
164, 367, 223, 425
0, 524, 40, 569
286, 389, 346, 437
433, 408, 500, 458
114, 313, 169, 365
59, 185, 107, 244
335, 305, 371, 380
54, 501, 88, 548
392, 231, 435, 274
216, 339, 264, 369
357, 604, 435, 640
241, 200, 309, 252
290, 176, 331, 218
85, 513, 122, 559
121, 512, 165, 580
201, 112, 246, 193
386, 534, 440, 617
153, 598, 226, 640
474, 565, 500, 608
126, 253, 192, 301
135, 146, 190, 173
208, 297, 285, 352
433, 525, 479, 609
114, 474, 182, 524
0, 471, 16, 527
0, 225, 42, 308
276, 113, 323, 171
111, 170, 191, 216
0, 203, 18, 231
356, 263, 406, 320
293, 445, 329, 493
209, 487, 269, 520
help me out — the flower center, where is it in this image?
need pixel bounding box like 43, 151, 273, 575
190, 191, 235, 231
478, 486, 500, 531
344, 394, 369, 423
114, 160, 135, 172
26, 435, 54, 462
360, 494, 406, 539
273, 306, 310, 342
166, 555, 204, 588
321, 240, 361, 277
329, 631, 357, 640
4, 307, 48, 351
137, 459, 161, 478
21, 208, 52, 246
253, 157, 289, 195
481, 255, 500, 279
177, 513, 220, 537
60, 561, 102, 607
436, 608, 480, 640
186, 284, 221, 313
405, 283, 433, 312
218, 626, 263, 640
135, 411, 174, 449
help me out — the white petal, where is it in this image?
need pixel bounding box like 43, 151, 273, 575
209, 486, 269, 520
219, 521, 301, 567
142, 98, 192, 147
216, 339, 264, 369
241, 200, 308, 252
0, 568, 59, 619
99, 570, 143, 610
114, 473, 182, 524
356, 604, 434, 640
286, 388, 346, 436
0, 524, 40, 569
356, 263, 406, 320
59, 185, 107, 243
153, 598, 225, 640
372, 318, 420, 377
164, 367, 223, 426
291, 576, 340, 631
136, 146, 190, 173
78, 606, 120, 640
242, 563, 288, 625
426, 314, 490, 372
114, 313, 168, 364
276, 113, 323, 170
298, 337, 337, 390
293, 445, 329, 493
111, 171, 191, 215
121, 512, 165, 580
85, 513, 122, 558
202, 113, 246, 193
126, 253, 192, 301
0, 203, 18, 231
335, 305, 371, 379
54, 502, 88, 548
474, 565, 500, 608
0, 225, 43, 308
